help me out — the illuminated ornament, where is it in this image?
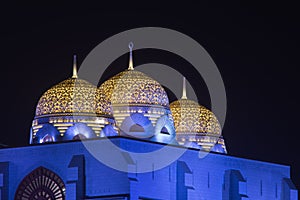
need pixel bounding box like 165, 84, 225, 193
30, 55, 117, 144
128, 42, 134, 70
170, 77, 227, 153
99, 42, 176, 143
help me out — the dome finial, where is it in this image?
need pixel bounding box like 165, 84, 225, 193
72, 55, 78, 78
128, 42, 134, 70
182, 77, 187, 99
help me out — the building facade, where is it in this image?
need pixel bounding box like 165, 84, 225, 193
0, 137, 298, 199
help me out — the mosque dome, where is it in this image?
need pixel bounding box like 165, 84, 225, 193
97, 42, 176, 144
99, 69, 169, 108
35, 77, 111, 118
170, 98, 221, 135
30, 56, 117, 144
170, 77, 226, 153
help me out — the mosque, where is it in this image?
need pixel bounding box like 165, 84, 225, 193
0, 44, 297, 199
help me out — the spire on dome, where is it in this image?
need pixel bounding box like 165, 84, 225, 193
181, 77, 187, 99
72, 55, 78, 78
128, 42, 134, 70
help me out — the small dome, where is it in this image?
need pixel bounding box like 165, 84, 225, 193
170, 99, 221, 135
31, 56, 117, 144
35, 78, 111, 118
170, 77, 226, 153
99, 69, 169, 107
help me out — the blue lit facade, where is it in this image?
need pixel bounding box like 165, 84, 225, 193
0, 137, 298, 199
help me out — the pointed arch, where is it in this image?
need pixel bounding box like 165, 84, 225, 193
14, 166, 65, 200
129, 124, 145, 132
120, 113, 154, 138
151, 115, 176, 144
63, 122, 96, 141
34, 124, 60, 144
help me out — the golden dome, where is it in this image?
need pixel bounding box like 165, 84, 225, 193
99, 69, 169, 107
35, 77, 111, 118
170, 99, 221, 135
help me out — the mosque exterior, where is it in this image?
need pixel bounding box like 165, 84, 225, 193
0, 45, 297, 199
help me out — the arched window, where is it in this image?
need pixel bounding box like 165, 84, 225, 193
129, 124, 145, 132
63, 123, 96, 141
42, 134, 54, 143
15, 166, 65, 200
34, 124, 60, 144
160, 127, 170, 135
73, 134, 87, 140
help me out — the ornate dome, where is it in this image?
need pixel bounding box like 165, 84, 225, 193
99, 69, 169, 107
95, 43, 175, 144
170, 98, 221, 135
170, 77, 226, 153
31, 56, 117, 144
35, 71, 111, 118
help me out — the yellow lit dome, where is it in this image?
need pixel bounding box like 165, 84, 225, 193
170, 98, 221, 135
95, 43, 175, 144
35, 75, 111, 118
99, 69, 169, 107
31, 56, 117, 144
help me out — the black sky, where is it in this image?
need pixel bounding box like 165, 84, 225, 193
0, 2, 299, 189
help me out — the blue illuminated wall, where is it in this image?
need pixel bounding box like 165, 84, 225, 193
0, 137, 297, 199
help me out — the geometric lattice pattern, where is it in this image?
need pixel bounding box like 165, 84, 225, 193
14, 166, 65, 200
99, 69, 169, 107
170, 99, 221, 135
35, 78, 112, 117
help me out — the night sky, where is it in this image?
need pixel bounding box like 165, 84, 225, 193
1, 2, 299, 189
